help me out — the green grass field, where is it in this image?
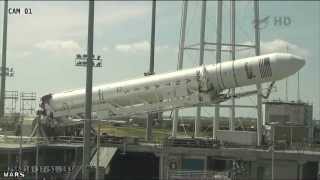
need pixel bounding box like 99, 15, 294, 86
100, 124, 213, 142
100, 125, 171, 142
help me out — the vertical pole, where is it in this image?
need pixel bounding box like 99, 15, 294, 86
149, 0, 156, 75
297, 72, 300, 102
213, 0, 223, 139
254, 0, 262, 146
0, 0, 8, 122
159, 154, 164, 180
7, 151, 10, 171
230, 0, 236, 131
19, 117, 23, 170
95, 123, 100, 180
290, 126, 293, 145
146, 0, 156, 141
173, 0, 188, 137
82, 0, 94, 179
35, 143, 39, 180
285, 79, 288, 101
75, 147, 78, 165
199, 0, 206, 66
319, 51, 320, 123
195, 0, 207, 138
195, 107, 201, 137
298, 161, 305, 180
271, 125, 275, 180
172, 110, 179, 137
285, 45, 289, 102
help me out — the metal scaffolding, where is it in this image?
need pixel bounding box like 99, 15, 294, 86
254, 0, 262, 146
195, 0, 207, 138
213, 0, 223, 139
172, 0, 188, 138
175, 0, 263, 146
230, 0, 236, 131
20, 92, 36, 115
5, 90, 18, 113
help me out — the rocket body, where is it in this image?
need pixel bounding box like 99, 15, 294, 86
41, 53, 305, 119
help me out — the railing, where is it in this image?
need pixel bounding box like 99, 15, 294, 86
1, 135, 320, 153
164, 138, 220, 149
168, 170, 229, 180
0, 135, 49, 144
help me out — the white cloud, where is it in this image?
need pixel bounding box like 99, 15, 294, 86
7, 2, 150, 49
261, 39, 309, 57
34, 40, 81, 54
115, 41, 150, 53
21, 51, 32, 57
115, 44, 133, 53
102, 47, 110, 52
114, 40, 170, 53
95, 4, 150, 26
16, 51, 33, 59
239, 39, 309, 58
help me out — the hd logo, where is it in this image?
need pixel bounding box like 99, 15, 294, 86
2, 171, 25, 178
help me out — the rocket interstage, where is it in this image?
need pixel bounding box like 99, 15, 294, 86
40, 53, 305, 120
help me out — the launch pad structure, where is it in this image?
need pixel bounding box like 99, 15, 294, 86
173, 0, 264, 146
1, 129, 320, 180
0, 1, 319, 180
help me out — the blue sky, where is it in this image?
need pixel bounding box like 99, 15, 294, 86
0, 1, 319, 119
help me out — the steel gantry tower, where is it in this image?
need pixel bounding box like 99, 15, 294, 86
173, 0, 263, 146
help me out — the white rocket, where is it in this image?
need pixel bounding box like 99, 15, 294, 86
40, 53, 304, 122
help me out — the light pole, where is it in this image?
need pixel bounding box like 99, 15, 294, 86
0, 67, 14, 77
145, 0, 156, 142
75, 53, 102, 180
75, 54, 102, 68
82, 0, 95, 179
0, 0, 8, 125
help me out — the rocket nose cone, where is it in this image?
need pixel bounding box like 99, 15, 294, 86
270, 53, 305, 80
275, 53, 305, 73
290, 54, 305, 71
